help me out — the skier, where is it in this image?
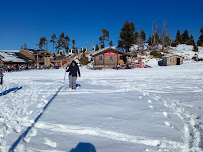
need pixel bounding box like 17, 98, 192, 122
66, 60, 81, 90
0, 66, 3, 85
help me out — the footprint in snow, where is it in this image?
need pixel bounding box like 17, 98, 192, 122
162, 112, 169, 119
164, 121, 175, 130
148, 100, 152, 103
149, 105, 154, 109
139, 96, 143, 99
44, 138, 57, 148
30, 128, 37, 137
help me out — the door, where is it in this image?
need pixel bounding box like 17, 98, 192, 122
177, 58, 180, 65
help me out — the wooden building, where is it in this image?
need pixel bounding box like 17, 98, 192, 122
162, 54, 184, 66
92, 48, 129, 69
19, 49, 70, 67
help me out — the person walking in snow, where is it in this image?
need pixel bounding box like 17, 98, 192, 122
66, 61, 80, 90
0, 66, 3, 85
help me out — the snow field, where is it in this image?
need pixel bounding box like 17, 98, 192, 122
0, 62, 202, 151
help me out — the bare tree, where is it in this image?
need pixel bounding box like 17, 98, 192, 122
149, 21, 161, 50
136, 27, 144, 54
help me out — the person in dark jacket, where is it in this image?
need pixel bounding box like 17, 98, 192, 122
0, 66, 3, 85
66, 61, 80, 89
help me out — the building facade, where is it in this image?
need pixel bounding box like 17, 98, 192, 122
162, 54, 184, 66
92, 48, 128, 69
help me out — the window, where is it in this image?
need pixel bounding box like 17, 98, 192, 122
99, 56, 102, 60
109, 56, 113, 61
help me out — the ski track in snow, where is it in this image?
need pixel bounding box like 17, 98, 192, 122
35, 121, 184, 150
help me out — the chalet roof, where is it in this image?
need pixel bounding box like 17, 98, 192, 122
92, 47, 127, 56
26, 49, 43, 54
162, 54, 183, 58
0, 51, 33, 63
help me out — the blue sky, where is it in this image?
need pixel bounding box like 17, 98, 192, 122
0, 0, 202, 51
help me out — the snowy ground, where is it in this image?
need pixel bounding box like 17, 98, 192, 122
0, 62, 203, 152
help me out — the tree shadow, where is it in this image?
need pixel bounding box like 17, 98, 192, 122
0, 87, 22, 96
70, 142, 96, 152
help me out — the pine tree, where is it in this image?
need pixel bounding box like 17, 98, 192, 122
109, 40, 113, 47
187, 35, 195, 45
147, 33, 160, 46
141, 30, 146, 42
99, 29, 109, 48
174, 30, 184, 45
101, 44, 105, 48
37, 37, 46, 50
50, 34, 57, 54
56, 33, 70, 53
193, 44, 198, 52
95, 44, 99, 51
197, 26, 203, 46
182, 29, 190, 44
23, 43, 27, 49
118, 20, 136, 52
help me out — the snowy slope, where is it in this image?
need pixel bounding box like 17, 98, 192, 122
0, 63, 203, 152
169, 44, 203, 60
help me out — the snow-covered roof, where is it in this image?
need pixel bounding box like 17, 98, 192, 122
24, 49, 43, 54
0, 51, 32, 63
162, 54, 183, 58
92, 47, 126, 56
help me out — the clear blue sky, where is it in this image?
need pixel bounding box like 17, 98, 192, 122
0, 0, 202, 50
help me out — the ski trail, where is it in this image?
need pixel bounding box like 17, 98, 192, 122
35, 121, 185, 150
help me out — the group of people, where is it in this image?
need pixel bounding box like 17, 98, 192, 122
1, 63, 60, 73
0, 60, 81, 90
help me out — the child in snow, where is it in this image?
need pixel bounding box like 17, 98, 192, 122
66, 61, 81, 90
0, 66, 3, 85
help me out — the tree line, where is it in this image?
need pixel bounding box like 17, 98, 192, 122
37, 33, 77, 55
37, 21, 203, 54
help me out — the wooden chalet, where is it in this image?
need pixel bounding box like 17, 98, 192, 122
92, 47, 129, 69
19, 49, 70, 67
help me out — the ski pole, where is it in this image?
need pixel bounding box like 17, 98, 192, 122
63, 68, 67, 84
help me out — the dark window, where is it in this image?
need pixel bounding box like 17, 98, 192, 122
110, 56, 113, 61
99, 56, 102, 60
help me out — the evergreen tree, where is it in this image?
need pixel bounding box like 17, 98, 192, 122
37, 37, 46, 50
193, 44, 198, 52
109, 40, 113, 47
79, 53, 90, 65
182, 29, 190, 44
95, 44, 99, 51
147, 33, 160, 46
101, 44, 105, 48
56, 33, 70, 53
50, 34, 57, 54
197, 26, 203, 46
99, 29, 109, 48
187, 35, 195, 45
141, 30, 146, 41
118, 20, 136, 52
23, 43, 27, 49
174, 30, 184, 45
